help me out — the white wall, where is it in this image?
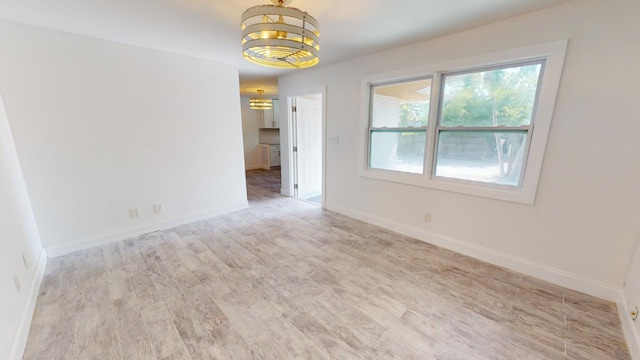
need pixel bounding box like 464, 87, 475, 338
279, 0, 640, 296
241, 96, 263, 170
0, 20, 248, 255
624, 238, 640, 352
0, 93, 44, 359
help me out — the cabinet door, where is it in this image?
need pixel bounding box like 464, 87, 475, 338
263, 106, 275, 128
273, 99, 279, 128
270, 147, 281, 166
261, 145, 270, 170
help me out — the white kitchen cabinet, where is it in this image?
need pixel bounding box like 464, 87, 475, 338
261, 99, 280, 128
270, 144, 280, 166
273, 99, 279, 128
260, 144, 280, 169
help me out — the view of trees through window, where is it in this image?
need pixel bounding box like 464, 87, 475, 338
364, 41, 566, 201
368, 62, 544, 185
441, 62, 542, 127
399, 101, 429, 127
434, 62, 544, 186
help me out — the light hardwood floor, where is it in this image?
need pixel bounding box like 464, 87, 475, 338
23, 169, 631, 359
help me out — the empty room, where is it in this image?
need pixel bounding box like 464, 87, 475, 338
1, 0, 640, 359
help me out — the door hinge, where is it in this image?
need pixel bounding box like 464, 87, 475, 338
294, 184, 299, 190
293, 146, 298, 152
292, 106, 297, 112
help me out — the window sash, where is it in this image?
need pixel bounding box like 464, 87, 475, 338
432, 59, 544, 188
367, 76, 433, 173
368, 128, 427, 174
369, 78, 432, 129
437, 59, 546, 129
438, 59, 546, 88
432, 127, 533, 188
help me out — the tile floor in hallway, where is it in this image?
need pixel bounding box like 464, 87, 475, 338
23, 169, 631, 359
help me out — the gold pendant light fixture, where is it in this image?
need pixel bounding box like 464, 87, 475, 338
249, 90, 273, 110
241, 0, 319, 69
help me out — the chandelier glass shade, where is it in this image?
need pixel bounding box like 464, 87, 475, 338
241, 0, 319, 69
249, 90, 273, 110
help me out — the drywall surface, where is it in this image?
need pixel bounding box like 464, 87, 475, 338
624, 239, 640, 348
0, 20, 247, 252
625, 240, 640, 310
279, 0, 640, 289
0, 93, 43, 359
241, 96, 263, 170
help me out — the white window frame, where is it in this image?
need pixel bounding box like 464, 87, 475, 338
358, 40, 567, 205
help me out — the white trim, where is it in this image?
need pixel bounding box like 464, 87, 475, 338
326, 202, 622, 302
9, 249, 47, 360
244, 164, 263, 171
620, 296, 640, 359
358, 40, 568, 205
45, 202, 248, 257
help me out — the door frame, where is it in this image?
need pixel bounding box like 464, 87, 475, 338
285, 86, 327, 209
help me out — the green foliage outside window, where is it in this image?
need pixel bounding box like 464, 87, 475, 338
441, 63, 542, 127
399, 102, 429, 127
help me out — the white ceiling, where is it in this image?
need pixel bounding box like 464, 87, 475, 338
0, 0, 569, 97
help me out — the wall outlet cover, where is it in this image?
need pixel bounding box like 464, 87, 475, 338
129, 208, 140, 218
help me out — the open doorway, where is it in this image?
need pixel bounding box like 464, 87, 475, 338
290, 92, 323, 206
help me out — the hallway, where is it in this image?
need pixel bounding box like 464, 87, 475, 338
245, 169, 282, 202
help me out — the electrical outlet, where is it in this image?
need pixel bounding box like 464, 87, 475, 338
129, 208, 140, 218
423, 213, 432, 223
153, 203, 163, 214
13, 275, 21, 293
22, 253, 29, 270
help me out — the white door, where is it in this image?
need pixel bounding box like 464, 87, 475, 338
291, 93, 323, 204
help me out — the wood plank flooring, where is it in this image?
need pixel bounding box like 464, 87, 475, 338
23, 169, 631, 359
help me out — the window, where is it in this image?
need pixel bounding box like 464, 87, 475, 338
434, 61, 543, 187
369, 77, 431, 174
360, 40, 567, 204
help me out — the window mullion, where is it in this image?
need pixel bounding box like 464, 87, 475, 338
424, 72, 442, 178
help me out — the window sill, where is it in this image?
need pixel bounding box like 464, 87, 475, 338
359, 168, 536, 205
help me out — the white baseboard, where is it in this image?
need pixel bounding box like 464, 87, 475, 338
9, 248, 47, 360
619, 297, 640, 359
245, 165, 263, 171
326, 203, 622, 302
330, 204, 640, 355
326, 203, 640, 356
45, 202, 249, 257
